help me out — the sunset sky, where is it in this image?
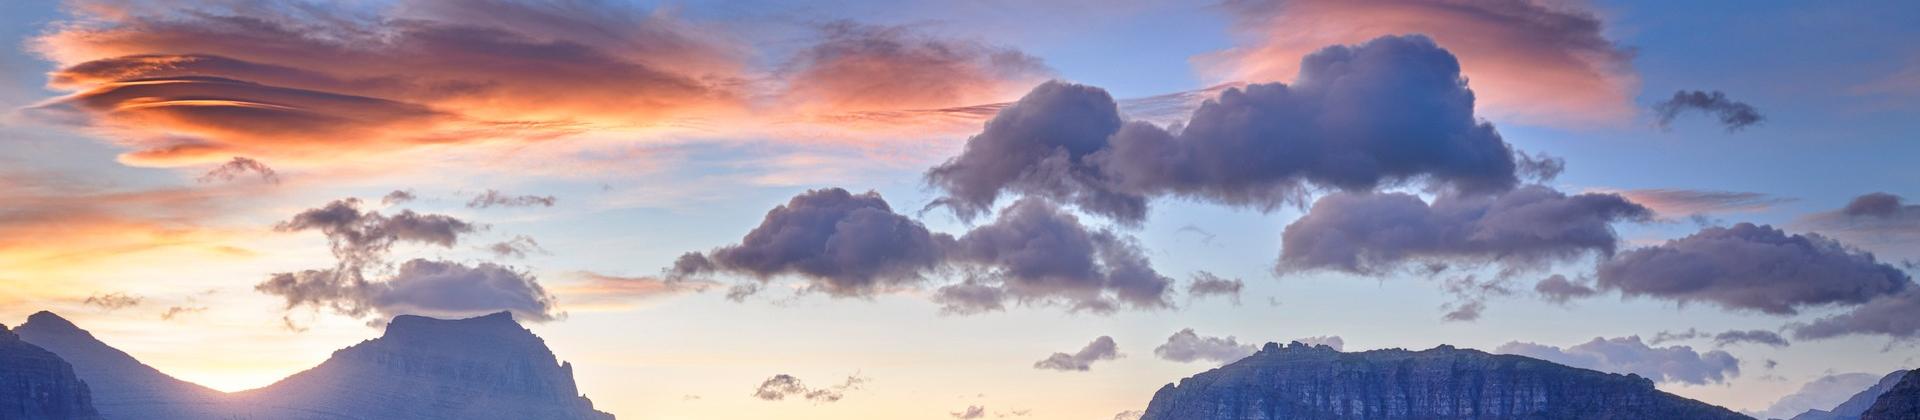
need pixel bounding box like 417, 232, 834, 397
3, 1, 1920, 419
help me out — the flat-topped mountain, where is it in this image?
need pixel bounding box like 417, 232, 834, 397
1141, 341, 1752, 420
15, 311, 231, 420
0, 322, 101, 420
229, 311, 614, 420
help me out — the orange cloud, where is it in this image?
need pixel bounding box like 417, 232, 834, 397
1199, 0, 1638, 126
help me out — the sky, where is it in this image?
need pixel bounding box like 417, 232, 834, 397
2, 0, 1919, 419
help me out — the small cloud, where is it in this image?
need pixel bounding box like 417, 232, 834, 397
197, 157, 280, 184
381, 190, 417, 205
1154, 329, 1255, 364
950, 405, 986, 419
1033, 336, 1122, 372
1186, 271, 1243, 304
83, 292, 143, 311
1653, 90, 1765, 132
1713, 330, 1790, 348
484, 235, 547, 259
751, 373, 866, 403
467, 190, 557, 209
159, 306, 207, 321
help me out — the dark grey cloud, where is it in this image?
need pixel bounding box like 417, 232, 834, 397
467, 190, 557, 209
1186, 271, 1243, 304
927, 35, 1535, 224
1535, 274, 1599, 304
276, 198, 480, 269
484, 235, 546, 259
1791, 288, 1920, 341
1154, 328, 1256, 364
1596, 223, 1910, 315
1649, 328, 1705, 345
677, 189, 1173, 314
1495, 336, 1740, 385
1653, 90, 1765, 132
258, 258, 561, 322
669, 188, 952, 297
1713, 330, 1789, 348
1032, 336, 1121, 371
197, 157, 279, 184
751, 374, 865, 403
82, 292, 143, 310
1279, 186, 1650, 275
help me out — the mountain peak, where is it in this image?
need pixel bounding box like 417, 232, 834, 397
21, 311, 83, 335
380, 311, 539, 348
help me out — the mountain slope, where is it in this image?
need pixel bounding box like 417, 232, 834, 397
1794, 371, 1911, 420
228, 311, 614, 420
0, 322, 102, 420
1141, 341, 1752, 420
15, 311, 231, 420
1863, 369, 1920, 420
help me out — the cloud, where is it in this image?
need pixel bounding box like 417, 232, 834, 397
951, 405, 986, 419
1796, 192, 1920, 250
669, 188, 952, 297
1653, 90, 1765, 132
1753, 372, 1884, 420
1648, 328, 1705, 345
258, 258, 561, 323
275, 198, 479, 268
1713, 330, 1790, 348
483, 235, 546, 259
751, 374, 865, 403
1279, 186, 1650, 275
381, 190, 417, 205
552, 271, 716, 310
927, 35, 1538, 224
780, 21, 1051, 113
1186, 271, 1243, 304
1294, 335, 1344, 351
30, 0, 745, 165
196, 157, 279, 184
1111, 410, 1145, 420
1606, 189, 1791, 218
1596, 223, 1910, 315
677, 189, 1173, 313
83, 292, 143, 310
159, 305, 207, 321
467, 190, 557, 209
1495, 336, 1740, 385
1791, 288, 1920, 341
1154, 328, 1256, 364
1535, 274, 1598, 304
1200, 0, 1637, 126
1032, 336, 1122, 371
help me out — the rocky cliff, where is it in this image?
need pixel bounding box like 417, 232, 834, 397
229, 311, 614, 420
15, 311, 232, 420
1140, 341, 1751, 420
0, 323, 102, 420
1794, 371, 1911, 420
1862, 369, 1920, 420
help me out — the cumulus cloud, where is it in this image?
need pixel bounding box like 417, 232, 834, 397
1186, 271, 1243, 304
381, 190, 417, 205
1653, 90, 1765, 132
1713, 330, 1789, 348
1279, 186, 1650, 275
1032, 336, 1122, 371
751, 374, 865, 403
83, 292, 143, 310
1154, 328, 1256, 364
483, 235, 546, 259
1791, 288, 1920, 341
467, 190, 557, 209
275, 198, 479, 268
928, 36, 1538, 224
1200, 0, 1638, 125
1796, 192, 1920, 250
1535, 274, 1598, 304
29, 0, 744, 164
1495, 336, 1740, 385
1596, 223, 1910, 315
196, 157, 279, 184
676, 189, 1173, 314
781, 21, 1051, 113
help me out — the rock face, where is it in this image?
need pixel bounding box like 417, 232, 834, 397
0, 323, 102, 420
1794, 371, 1911, 420
1862, 369, 1920, 420
230, 311, 614, 420
1141, 341, 1751, 420
15, 311, 231, 420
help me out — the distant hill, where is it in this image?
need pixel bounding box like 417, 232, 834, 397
0, 322, 101, 420
1793, 371, 1910, 420
16, 311, 232, 420
1863, 369, 1920, 420
1140, 341, 1752, 420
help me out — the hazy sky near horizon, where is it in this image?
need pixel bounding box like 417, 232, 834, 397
3, 0, 1920, 419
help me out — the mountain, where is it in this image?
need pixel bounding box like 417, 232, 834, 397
0, 322, 102, 420
227, 311, 614, 420
1863, 369, 1920, 420
1140, 341, 1752, 420
1793, 371, 1911, 420
14, 311, 232, 420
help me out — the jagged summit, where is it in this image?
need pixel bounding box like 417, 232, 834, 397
1142, 341, 1749, 420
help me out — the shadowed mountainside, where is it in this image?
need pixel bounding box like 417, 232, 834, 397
0, 322, 101, 420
